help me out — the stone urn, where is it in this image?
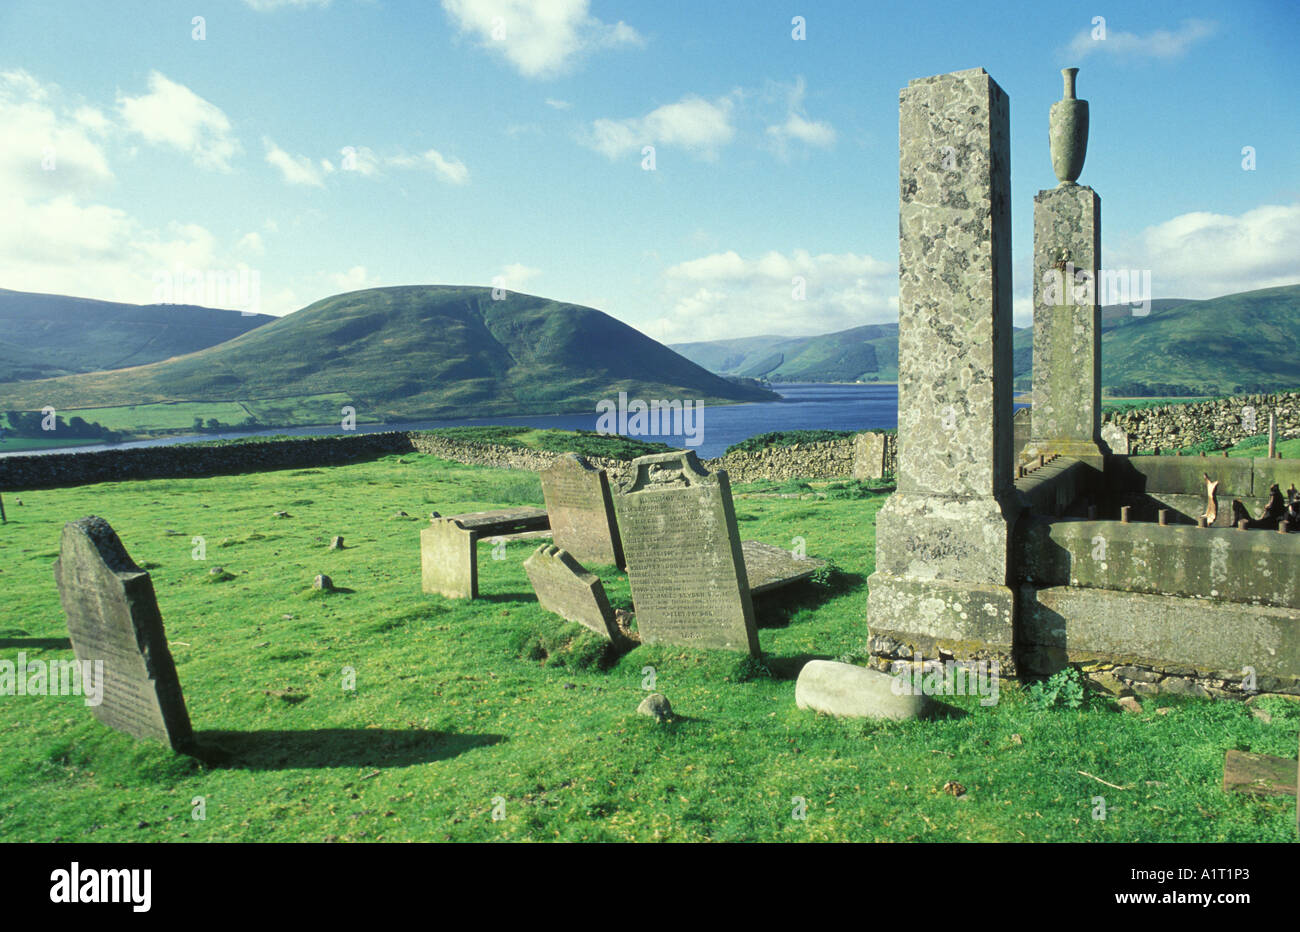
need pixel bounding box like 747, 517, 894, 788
1049, 67, 1088, 185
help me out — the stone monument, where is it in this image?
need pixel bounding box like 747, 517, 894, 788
1025, 67, 1105, 466
613, 451, 759, 654
867, 68, 1020, 666
53, 516, 193, 751
538, 453, 624, 567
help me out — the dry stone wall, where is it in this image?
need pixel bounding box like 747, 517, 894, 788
1101, 391, 1300, 453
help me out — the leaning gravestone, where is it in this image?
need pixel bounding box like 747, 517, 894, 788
539, 453, 624, 567
523, 544, 619, 642
613, 451, 759, 654
52, 516, 193, 751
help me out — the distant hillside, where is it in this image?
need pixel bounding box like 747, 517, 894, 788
0, 288, 274, 382
0, 286, 776, 430
678, 285, 1300, 395
671, 323, 900, 383
1011, 298, 1193, 390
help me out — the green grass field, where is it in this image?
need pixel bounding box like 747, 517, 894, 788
1226, 434, 1300, 459
0, 455, 1295, 842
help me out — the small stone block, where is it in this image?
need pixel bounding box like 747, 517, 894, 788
1222, 749, 1297, 798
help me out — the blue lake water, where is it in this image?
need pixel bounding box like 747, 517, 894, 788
3, 383, 907, 460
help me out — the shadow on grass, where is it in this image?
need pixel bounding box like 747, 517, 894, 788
479, 592, 536, 603
763, 652, 835, 681
192, 728, 504, 770
753, 569, 866, 630
0, 637, 72, 650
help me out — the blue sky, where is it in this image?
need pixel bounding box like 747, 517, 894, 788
1, 0, 1296, 342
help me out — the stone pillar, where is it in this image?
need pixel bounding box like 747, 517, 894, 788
1026, 185, 1104, 465
867, 68, 1020, 668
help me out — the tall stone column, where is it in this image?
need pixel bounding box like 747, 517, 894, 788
867, 68, 1020, 668
1026, 68, 1104, 466
1026, 186, 1103, 463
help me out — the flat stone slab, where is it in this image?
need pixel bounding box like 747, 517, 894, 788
540, 454, 623, 567
742, 540, 825, 595
523, 544, 618, 642
1222, 749, 1297, 798
795, 659, 934, 721
445, 507, 548, 534
53, 516, 193, 750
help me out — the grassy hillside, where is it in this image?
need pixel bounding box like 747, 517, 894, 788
1, 455, 1294, 841
672, 323, 899, 383
1012, 299, 1192, 391
678, 286, 1300, 396
1099, 285, 1300, 395
0, 286, 776, 432
0, 288, 274, 382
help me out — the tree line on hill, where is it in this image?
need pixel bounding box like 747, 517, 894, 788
2, 410, 123, 443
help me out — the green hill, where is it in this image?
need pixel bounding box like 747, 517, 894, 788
0, 286, 776, 432
671, 323, 900, 383
1097, 285, 1300, 395
677, 285, 1300, 395
0, 288, 274, 382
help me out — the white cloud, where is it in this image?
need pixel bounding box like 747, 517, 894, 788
0, 70, 271, 313
263, 137, 327, 186
386, 148, 470, 184
767, 112, 836, 149
545, 98, 572, 110
1066, 18, 1215, 61
329, 265, 373, 291
657, 249, 896, 342
1112, 202, 1300, 299
1013, 296, 1033, 329
237, 232, 265, 255
0, 189, 241, 309
340, 145, 381, 176
765, 77, 836, 153
585, 94, 736, 161
243, 0, 331, 10
117, 71, 240, 171
0, 70, 114, 199
495, 262, 541, 291
441, 0, 643, 79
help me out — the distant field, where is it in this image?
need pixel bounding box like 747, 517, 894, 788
1101, 396, 1218, 412
60, 393, 368, 436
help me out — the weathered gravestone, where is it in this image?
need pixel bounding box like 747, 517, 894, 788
421, 507, 549, 599
523, 544, 619, 641
539, 453, 624, 567
52, 516, 193, 750
852, 432, 887, 480
421, 517, 477, 599
613, 451, 759, 654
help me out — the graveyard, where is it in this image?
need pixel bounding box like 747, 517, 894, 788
0, 449, 1297, 842
1, 49, 1297, 847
